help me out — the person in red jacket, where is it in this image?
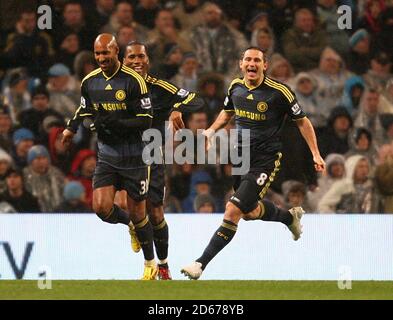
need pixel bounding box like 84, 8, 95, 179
68, 149, 96, 209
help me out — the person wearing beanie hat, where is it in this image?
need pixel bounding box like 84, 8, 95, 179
171, 51, 199, 91
55, 181, 91, 213
193, 193, 216, 213
11, 128, 35, 169
27, 145, 50, 167
347, 29, 371, 74
23, 144, 65, 212
349, 29, 369, 49
47, 63, 79, 121
0, 167, 41, 213
18, 86, 64, 143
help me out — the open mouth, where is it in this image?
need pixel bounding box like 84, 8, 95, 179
246, 68, 257, 76
100, 61, 109, 68
132, 65, 143, 73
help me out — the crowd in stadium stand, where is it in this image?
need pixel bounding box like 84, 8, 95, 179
0, 0, 392, 214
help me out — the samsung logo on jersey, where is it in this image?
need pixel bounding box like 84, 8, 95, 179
291, 103, 301, 115
141, 98, 152, 109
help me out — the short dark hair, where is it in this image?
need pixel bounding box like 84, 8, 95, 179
126, 41, 149, 56
240, 46, 267, 61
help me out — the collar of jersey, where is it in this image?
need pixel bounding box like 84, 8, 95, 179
243, 75, 265, 91
102, 62, 121, 81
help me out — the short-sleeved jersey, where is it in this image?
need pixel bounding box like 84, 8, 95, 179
223, 76, 306, 154
67, 64, 152, 169
145, 75, 204, 138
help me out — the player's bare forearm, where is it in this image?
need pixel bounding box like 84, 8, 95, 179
208, 110, 234, 132
296, 117, 325, 171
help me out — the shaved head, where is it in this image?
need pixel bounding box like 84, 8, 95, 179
95, 33, 118, 50
94, 33, 120, 74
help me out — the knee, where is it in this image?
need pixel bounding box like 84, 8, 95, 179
93, 199, 113, 220
224, 202, 242, 223
148, 206, 164, 225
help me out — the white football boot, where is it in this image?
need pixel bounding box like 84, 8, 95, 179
288, 207, 305, 241
181, 262, 203, 280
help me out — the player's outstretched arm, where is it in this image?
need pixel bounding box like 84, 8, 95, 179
202, 110, 234, 150
295, 117, 325, 172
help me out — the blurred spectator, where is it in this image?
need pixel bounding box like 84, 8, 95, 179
293, 72, 325, 129
171, 52, 199, 92
48, 126, 76, 175
147, 9, 192, 65
172, 0, 205, 31
54, 1, 95, 51
345, 127, 378, 165
317, 0, 349, 58
375, 143, 393, 212
46, 63, 80, 122
182, 169, 215, 213
185, 110, 208, 134
341, 75, 366, 117
282, 8, 328, 72
308, 153, 346, 211
346, 29, 371, 75
250, 27, 275, 60
381, 113, 393, 144
169, 162, 193, 201
197, 72, 225, 122
11, 128, 34, 169
100, 1, 148, 43
357, 0, 386, 35
363, 51, 393, 91
374, 7, 393, 60
318, 155, 381, 213
2, 9, 54, 78
163, 173, 182, 213
354, 88, 385, 147
151, 43, 183, 80
134, 0, 161, 29
380, 79, 393, 114
55, 181, 92, 213
267, 53, 295, 86
281, 180, 311, 212
23, 145, 65, 212
0, 149, 13, 193
117, 25, 137, 59
18, 85, 64, 144
68, 149, 96, 209
318, 106, 353, 158
310, 47, 352, 121
267, 0, 294, 48
87, 0, 115, 31
188, 2, 247, 81
2, 68, 31, 124
0, 103, 14, 152
73, 51, 97, 84
56, 31, 81, 72
0, 168, 41, 213
194, 193, 216, 213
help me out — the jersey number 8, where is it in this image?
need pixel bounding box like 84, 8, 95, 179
256, 173, 268, 186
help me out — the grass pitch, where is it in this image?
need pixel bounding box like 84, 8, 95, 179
1, 280, 393, 300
